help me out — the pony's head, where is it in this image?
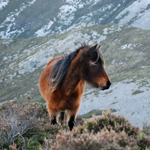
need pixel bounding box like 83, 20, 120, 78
50, 44, 111, 91
77, 44, 111, 90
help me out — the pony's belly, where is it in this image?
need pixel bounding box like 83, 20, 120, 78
56, 100, 70, 111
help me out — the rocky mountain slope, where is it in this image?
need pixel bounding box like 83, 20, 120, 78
0, 23, 150, 128
0, 0, 150, 38
0, 0, 150, 129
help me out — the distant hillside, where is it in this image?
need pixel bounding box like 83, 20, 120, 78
0, 22, 150, 129
0, 0, 150, 38
0, 23, 150, 103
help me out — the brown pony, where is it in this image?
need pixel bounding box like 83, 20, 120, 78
39, 44, 111, 130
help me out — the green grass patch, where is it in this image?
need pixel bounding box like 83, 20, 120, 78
81, 109, 117, 118
104, 89, 113, 95
132, 90, 144, 95
111, 101, 118, 105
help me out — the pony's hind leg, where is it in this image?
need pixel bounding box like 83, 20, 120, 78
47, 104, 57, 125
56, 111, 65, 125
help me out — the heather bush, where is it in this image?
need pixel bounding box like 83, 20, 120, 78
142, 122, 150, 137
83, 110, 140, 137
0, 101, 150, 150
0, 101, 63, 150
44, 129, 138, 150
45, 110, 150, 150
48, 129, 134, 150
0, 100, 41, 149
137, 136, 150, 150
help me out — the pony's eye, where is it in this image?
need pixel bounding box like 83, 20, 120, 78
94, 61, 98, 65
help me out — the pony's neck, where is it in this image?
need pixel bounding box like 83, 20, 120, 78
62, 53, 81, 95
62, 72, 80, 95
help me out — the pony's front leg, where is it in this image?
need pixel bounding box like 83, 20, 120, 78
51, 115, 57, 124
68, 115, 75, 131
68, 105, 80, 130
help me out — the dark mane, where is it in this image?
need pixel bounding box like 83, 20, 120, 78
96, 49, 105, 65
50, 44, 89, 90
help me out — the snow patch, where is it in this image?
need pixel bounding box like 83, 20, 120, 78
121, 44, 134, 49
101, 4, 113, 12
57, 5, 76, 25
115, 0, 150, 30
141, 66, 150, 68
35, 20, 54, 37
91, 31, 106, 43
29, 0, 36, 5
0, 0, 9, 10
0, 0, 37, 38
57, 0, 101, 26
132, 8, 150, 30
112, 3, 121, 12
66, 0, 100, 6
103, 25, 122, 35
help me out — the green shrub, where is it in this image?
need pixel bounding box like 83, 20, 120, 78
137, 136, 150, 150
27, 138, 40, 150
132, 90, 144, 95
40, 103, 48, 115
142, 122, 150, 136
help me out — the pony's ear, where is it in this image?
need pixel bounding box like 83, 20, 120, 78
89, 44, 100, 54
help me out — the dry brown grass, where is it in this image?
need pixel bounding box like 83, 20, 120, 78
0, 101, 150, 150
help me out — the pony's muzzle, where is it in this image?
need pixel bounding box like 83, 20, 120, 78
100, 80, 111, 90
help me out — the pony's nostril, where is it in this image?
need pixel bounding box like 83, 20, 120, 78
101, 81, 111, 90
107, 80, 111, 88
100, 83, 105, 89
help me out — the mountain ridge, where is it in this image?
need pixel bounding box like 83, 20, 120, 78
0, 0, 150, 38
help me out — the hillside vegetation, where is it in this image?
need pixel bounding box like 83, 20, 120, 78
0, 101, 150, 149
